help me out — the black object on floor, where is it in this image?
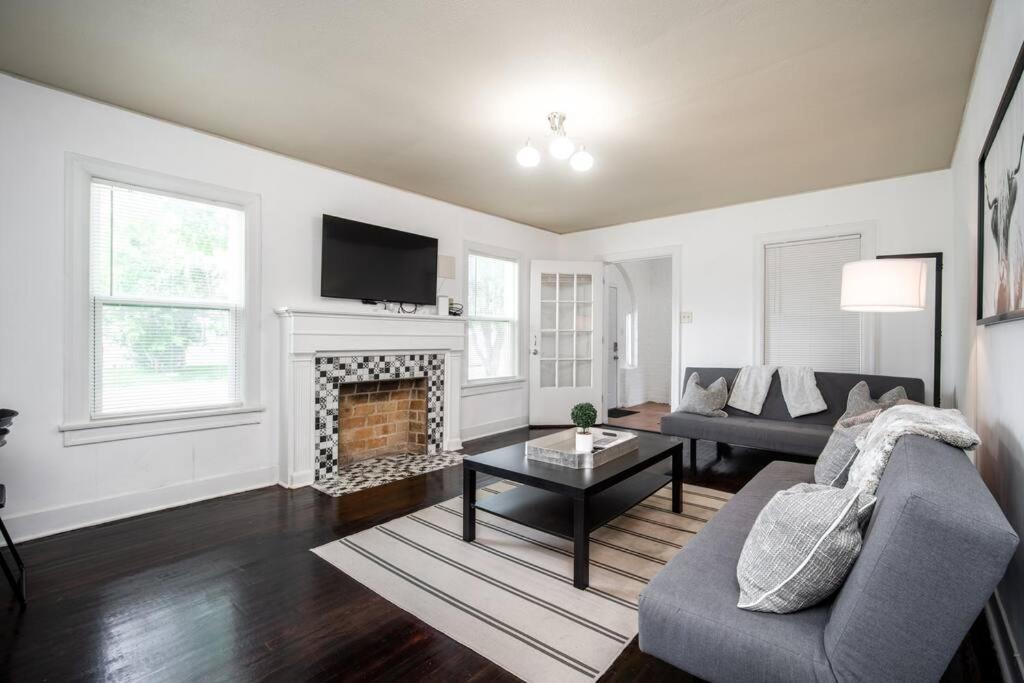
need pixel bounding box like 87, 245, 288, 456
0, 408, 25, 607
608, 408, 638, 418
0, 485, 26, 606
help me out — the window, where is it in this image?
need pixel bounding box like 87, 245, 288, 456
763, 234, 862, 372
466, 251, 518, 381
89, 181, 246, 416
62, 156, 261, 443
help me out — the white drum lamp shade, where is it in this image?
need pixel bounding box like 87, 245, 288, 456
840, 259, 927, 312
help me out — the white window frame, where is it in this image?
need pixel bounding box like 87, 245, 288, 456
462, 242, 522, 387
752, 221, 878, 373
60, 154, 263, 445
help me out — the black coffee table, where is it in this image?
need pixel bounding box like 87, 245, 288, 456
461, 429, 685, 589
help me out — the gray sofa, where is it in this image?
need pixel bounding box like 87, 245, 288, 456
638, 435, 1019, 681
661, 367, 926, 467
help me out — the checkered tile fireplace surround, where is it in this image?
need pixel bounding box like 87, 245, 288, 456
314, 353, 444, 481
276, 308, 465, 488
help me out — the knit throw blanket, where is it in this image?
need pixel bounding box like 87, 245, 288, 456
848, 404, 980, 494
726, 365, 777, 415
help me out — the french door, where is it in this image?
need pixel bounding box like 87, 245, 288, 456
528, 260, 604, 425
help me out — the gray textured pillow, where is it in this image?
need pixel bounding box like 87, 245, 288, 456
679, 372, 728, 418
789, 483, 876, 525
814, 423, 870, 487
835, 381, 908, 425
737, 484, 875, 613
836, 408, 882, 428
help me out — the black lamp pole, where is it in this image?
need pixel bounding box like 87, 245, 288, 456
875, 253, 943, 407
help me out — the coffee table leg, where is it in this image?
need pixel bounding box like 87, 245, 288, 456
573, 496, 591, 589
672, 444, 683, 514
462, 466, 476, 542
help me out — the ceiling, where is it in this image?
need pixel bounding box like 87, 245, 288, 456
0, 0, 990, 233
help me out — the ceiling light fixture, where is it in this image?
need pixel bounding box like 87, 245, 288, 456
546, 111, 576, 159
516, 139, 540, 167
514, 112, 594, 172
570, 145, 594, 172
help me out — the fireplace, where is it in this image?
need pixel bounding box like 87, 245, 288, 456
338, 378, 427, 464
276, 308, 465, 489
313, 353, 445, 481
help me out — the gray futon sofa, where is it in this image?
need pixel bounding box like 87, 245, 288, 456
638, 435, 1019, 681
661, 367, 926, 466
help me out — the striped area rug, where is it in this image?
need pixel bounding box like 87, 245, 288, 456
312, 480, 732, 681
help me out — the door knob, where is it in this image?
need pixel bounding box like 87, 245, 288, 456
532, 349, 539, 355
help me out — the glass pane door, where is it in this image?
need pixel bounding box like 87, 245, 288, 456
539, 271, 592, 388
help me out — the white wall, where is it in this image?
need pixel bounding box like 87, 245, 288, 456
950, 0, 1024, 669
0, 74, 557, 541
0, 56, 993, 555
607, 258, 672, 407
560, 170, 956, 405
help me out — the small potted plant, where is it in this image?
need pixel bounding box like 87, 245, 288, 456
571, 402, 598, 452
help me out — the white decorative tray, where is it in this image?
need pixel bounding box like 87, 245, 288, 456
525, 428, 639, 469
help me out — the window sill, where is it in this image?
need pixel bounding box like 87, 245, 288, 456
461, 377, 526, 396
60, 405, 265, 446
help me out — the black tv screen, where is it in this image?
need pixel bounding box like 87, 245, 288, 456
320, 215, 438, 304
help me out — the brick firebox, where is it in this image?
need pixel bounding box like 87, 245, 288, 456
338, 378, 427, 464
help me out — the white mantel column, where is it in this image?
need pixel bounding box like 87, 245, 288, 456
444, 350, 463, 452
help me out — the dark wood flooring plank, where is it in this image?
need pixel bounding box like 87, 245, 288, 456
0, 429, 998, 682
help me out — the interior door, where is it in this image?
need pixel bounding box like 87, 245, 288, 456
606, 285, 619, 410
529, 260, 604, 425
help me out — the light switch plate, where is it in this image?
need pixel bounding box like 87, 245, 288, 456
680, 311, 694, 324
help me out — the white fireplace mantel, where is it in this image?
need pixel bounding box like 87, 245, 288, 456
275, 307, 466, 488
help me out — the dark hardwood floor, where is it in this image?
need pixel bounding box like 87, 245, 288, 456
0, 429, 1001, 681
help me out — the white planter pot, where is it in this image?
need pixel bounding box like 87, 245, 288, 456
575, 432, 594, 452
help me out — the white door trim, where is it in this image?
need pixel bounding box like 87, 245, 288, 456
597, 246, 683, 415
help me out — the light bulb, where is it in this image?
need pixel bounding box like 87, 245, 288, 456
570, 147, 594, 172
516, 141, 540, 167
549, 136, 575, 160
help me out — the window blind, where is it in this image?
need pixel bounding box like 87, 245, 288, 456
89, 180, 246, 416
764, 234, 862, 372
466, 252, 517, 381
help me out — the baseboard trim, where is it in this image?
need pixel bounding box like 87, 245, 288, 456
986, 589, 1024, 683
281, 469, 314, 489
4, 466, 279, 544
461, 416, 528, 442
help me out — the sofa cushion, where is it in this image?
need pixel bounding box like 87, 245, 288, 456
679, 372, 728, 417
836, 381, 908, 425
814, 423, 869, 486
639, 461, 834, 681
660, 412, 832, 456
737, 484, 873, 613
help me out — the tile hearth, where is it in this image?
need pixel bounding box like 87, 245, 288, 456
312, 450, 465, 497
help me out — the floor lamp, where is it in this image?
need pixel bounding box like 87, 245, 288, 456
840, 253, 943, 407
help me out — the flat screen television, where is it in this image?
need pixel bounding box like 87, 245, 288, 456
320, 214, 438, 305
